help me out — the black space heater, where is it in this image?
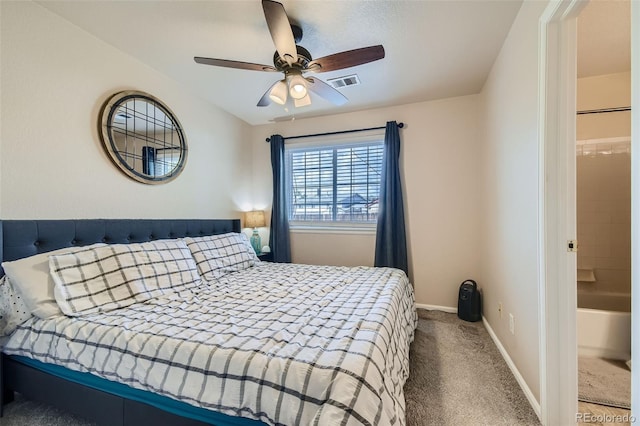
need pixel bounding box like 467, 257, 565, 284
457, 279, 482, 322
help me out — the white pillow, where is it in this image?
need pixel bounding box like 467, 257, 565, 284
1, 244, 105, 318
0, 276, 32, 336
184, 232, 260, 281
50, 239, 202, 316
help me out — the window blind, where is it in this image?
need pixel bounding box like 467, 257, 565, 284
286, 142, 383, 223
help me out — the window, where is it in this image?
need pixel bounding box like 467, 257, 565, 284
286, 141, 383, 224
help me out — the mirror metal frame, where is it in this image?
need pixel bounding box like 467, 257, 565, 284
98, 90, 188, 184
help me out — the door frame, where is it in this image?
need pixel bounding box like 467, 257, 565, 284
631, 0, 639, 419
538, 1, 584, 424
539, 0, 638, 424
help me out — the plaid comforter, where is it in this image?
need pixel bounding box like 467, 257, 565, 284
4, 263, 417, 425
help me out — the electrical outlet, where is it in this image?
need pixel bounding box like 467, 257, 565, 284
509, 313, 515, 335
498, 302, 503, 318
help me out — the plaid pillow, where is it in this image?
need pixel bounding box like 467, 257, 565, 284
50, 240, 201, 316
184, 233, 260, 281
2, 244, 106, 319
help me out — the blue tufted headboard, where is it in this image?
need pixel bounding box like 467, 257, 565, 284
0, 219, 241, 276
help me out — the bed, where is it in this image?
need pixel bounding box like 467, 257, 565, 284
0, 219, 417, 426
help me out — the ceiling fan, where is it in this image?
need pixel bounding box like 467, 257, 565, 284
194, 0, 385, 108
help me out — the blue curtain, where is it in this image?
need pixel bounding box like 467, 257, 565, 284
374, 121, 408, 274
268, 135, 291, 263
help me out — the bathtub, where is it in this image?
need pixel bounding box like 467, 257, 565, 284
577, 292, 631, 360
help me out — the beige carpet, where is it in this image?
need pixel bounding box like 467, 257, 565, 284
404, 310, 540, 426
578, 356, 631, 409
0, 309, 540, 425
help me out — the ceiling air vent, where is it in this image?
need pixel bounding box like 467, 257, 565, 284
326, 74, 361, 89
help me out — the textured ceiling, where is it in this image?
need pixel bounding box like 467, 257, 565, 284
39, 1, 526, 125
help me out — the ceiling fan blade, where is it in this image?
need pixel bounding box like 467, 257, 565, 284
194, 57, 277, 72
257, 81, 281, 107
307, 45, 385, 73
262, 0, 297, 65
306, 77, 348, 106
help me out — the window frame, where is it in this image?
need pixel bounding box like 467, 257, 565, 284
284, 131, 384, 233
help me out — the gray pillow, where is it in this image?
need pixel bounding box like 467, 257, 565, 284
184, 233, 260, 281
0, 276, 31, 335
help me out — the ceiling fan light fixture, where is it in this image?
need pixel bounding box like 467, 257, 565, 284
288, 73, 308, 99
269, 80, 288, 105
294, 93, 311, 108
195, 1, 386, 111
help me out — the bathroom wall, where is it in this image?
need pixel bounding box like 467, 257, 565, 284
576, 140, 631, 297
576, 72, 631, 301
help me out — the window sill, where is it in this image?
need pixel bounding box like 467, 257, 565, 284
289, 223, 377, 235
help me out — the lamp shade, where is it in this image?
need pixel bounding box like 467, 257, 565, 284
294, 93, 311, 108
288, 73, 308, 99
269, 80, 287, 105
244, 210, 266, 228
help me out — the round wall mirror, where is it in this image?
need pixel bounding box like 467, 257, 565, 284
99, 91, 188, 184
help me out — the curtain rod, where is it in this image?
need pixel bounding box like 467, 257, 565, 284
265, 122, 405, 143
577, 106, 631, 115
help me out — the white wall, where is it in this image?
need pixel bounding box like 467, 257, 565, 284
577, 72, 631, 140
250, 95, 482, 308
0, 1, 252, 220
477, 0, 549, 403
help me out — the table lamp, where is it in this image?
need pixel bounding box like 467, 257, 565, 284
244, 210, 266, 254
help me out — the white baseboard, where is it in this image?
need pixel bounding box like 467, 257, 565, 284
415, 303, 457, 313
482, 317, 542, 420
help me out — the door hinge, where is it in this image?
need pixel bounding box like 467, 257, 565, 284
567, 240, 578, 252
